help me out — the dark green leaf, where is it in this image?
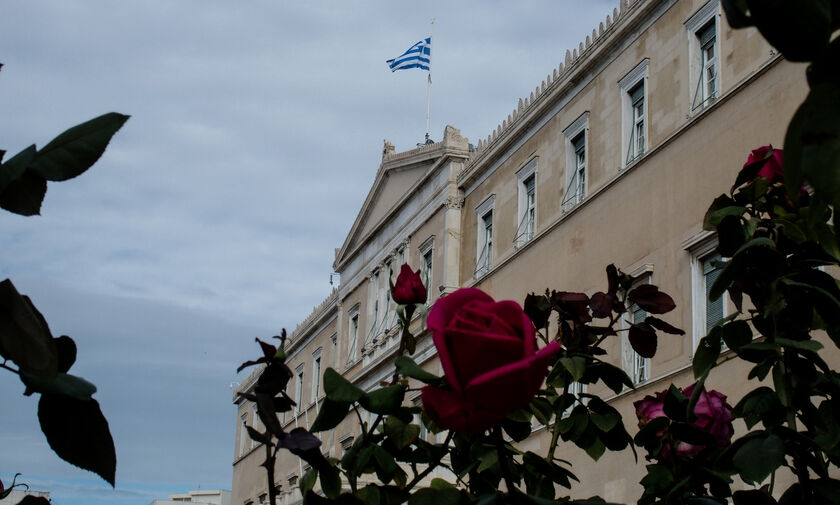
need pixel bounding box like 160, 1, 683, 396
663, 385, 688, 422
395, 356, 441, 384
628, 284, 676, 314
0, 170, 46, 216
360, 385, 405, 415
320, 465, 342, 499
559, 356, 587, 382
278, 428, 322, 452
54, 335, 77, 373
383, 415, 419, 449
645, 316, 685, 335
246, 425, 270, 445
694, 330, 722, 379
323, 367, 365, 403
311, 398, 351, 432
629, 323, 657, 358
15, 497, 52, 505
38, 393, 116, 486
30, 113, 130, 181
733, 387, 784, 429
0, 279, 58, 378
721, 0, 752, 28
0, 144, 36, 192
356, 486, 381, 505
733, 433, 785, 484
721, 321, 752, 350
746, 0, 832, 62
732, 489, 777, 505
300, 468, 318, 496
524, 293, 552, 330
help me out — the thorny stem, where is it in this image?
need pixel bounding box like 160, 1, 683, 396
264, 431, 278, 505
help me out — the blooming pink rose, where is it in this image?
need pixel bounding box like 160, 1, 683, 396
421, 288, 561, 433
745, 145, 784, 182
391, 263, 427, 305
634, 383, 733, 460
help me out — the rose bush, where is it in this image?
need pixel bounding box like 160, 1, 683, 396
391, 263, 427, 305
635, 382, 734, 460
745, 145, 784, 182
421, 288, 561, 432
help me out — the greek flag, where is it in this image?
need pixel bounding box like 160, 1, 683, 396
386, 37, 431, 72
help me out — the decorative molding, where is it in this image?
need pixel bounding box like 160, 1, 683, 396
445, 195, 464, 210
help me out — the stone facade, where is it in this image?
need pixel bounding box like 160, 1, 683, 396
232, 1, 812, 503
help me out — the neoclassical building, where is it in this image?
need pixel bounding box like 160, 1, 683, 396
232, 0, 809, 503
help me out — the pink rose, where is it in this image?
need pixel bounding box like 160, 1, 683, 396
391, 263, 427, 305
421, 288, 561, 433
634, 383, 733, 460
745, 145, 784, 182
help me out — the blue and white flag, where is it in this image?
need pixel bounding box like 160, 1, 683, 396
386, 37, 431, 72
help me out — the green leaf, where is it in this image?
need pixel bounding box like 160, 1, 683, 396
383, 415, 419, 449
310, 398, 351, 432
774, 337, 822, 352
356, 486, 381, 505
477, 449, 498, 473
584, 436, 606, 460
373, 446, 399, 482
0, 279, 58, 378
721, 320, 753, 351
300, 468, 318, 495
693, 330, 722, 379
663, 385, 688, 422
589, 411, 620, 433
395, 356, 441, 384
733, 387, 784, 429
323, 367, 365, 403
29, 113, 130, 182
0, 169, 46, 216
559, 356, 587, 382
360, 385, 405, 415
320, 465, 342, 499
0, 144, 36, 192
38, 393, 116, 486
733, 434, 785, 485
54, 335, 77, 373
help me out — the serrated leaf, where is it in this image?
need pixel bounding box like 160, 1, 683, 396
0, 279, 58, 378
360, 385, 405, 415
30, 112, 130, 182
395, 356, 441, 384
0, 144, 36, 192
38, 393, 116, 486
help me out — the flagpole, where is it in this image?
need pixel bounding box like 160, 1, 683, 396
424, 18, 434, 144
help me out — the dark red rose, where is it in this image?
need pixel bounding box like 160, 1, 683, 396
634, 382, 734, 460
421, 288, 561, 433
746, 145, 784, 182
391, 263, 427, 305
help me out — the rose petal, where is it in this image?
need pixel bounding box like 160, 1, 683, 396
421, 385, 505, 433
444, 327, 524, 388
464, 341, 560, 415
428, 289, 495, 392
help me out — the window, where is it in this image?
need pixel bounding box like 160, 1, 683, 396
259, 493, 267, 505
251, 403, 260, 449
239, 413, 248, 456
474, 195, 495, 277
688, 234, 727, 354
515, 158, 537, 247
686, 2, 719, 111
340, 435, 355, 455
561, 382, 586, 417
367, 270, 381, 344
562, 113, 588, 210
347, 306, 359, 364
295, 364, 304, 413
288, 475, 298, 488
311, 348, 322, 403
419, 236, 434, 304
619, 59, 648, 166
412, 396, 427, 442
622, 270, 653, 384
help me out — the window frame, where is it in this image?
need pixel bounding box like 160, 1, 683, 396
562, 113, 589, 211
515, 158, 538, 247
474, 195, 495, 277
347, 305, 360, 365
686, 1, 720, 112
294, 363, 304, 413
619, 59, 649, 167
311, 348, 322, 404
688, 234, 728, 356
622, 265, 654, 385
419, 235, 435, 305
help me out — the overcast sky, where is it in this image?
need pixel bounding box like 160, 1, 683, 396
1, 2, 617, 504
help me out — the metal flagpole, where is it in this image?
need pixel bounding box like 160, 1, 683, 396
424, 18, 434, 144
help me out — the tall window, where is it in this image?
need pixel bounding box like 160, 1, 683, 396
627, 83, 645, 163
688, 234, 727, 354
476, 210, 493, 276
311, 349, 322, 403
294, 364, 304, 413
686, 2, 719, 112
562, 113, 588, 210
251, 403, 260, 449
239, 413, 248, 456
418, 235, 434, 305
347, 307, 359, 364
515, 159, 537, 247
474, 195, 495, 277
423, 250, 433, 292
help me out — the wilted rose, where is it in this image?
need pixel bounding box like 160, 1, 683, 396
634, 382, 733, 460
391, 263, 427, 305
746, 145, 784, 182
421, 288, 561, 432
